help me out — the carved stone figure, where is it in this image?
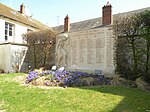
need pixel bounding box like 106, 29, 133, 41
56, 34, 70, 67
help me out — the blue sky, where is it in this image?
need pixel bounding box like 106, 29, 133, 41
0, 0, 150, 27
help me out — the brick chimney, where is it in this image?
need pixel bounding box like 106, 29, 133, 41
64, 15, 70, 32
102, 2, 112, 25
20, 3, 25, 14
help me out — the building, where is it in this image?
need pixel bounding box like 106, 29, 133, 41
0, 3, 51, 73
53, 2, 150, 75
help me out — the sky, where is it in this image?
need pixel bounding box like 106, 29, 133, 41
0, 0, 150, 27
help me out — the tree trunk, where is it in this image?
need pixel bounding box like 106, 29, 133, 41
43, 51, 47, 67
131, 40, 138, 79
33, 44, 37, 68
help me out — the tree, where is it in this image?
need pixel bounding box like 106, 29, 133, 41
139, 10, 150, 82
23, 31, 38, 68
113, 14, 142, 80
23, 29, 56, 69
113, 10, 150, 83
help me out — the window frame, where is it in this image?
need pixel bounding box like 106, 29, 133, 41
5, 22, 14, 42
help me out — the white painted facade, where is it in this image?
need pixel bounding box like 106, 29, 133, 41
0, 43, 27, 73
0, 44, 11, 72
0, 18, 34, 43
0, 3, 51, 73
0, 18, 35, 73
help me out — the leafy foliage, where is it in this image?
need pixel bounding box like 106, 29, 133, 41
113, 10, 150, 83
22, 29, 56, 69
135, 77, 150, 91
110, 75, 126, 86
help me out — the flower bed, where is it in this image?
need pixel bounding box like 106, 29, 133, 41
25, 70, 111, 87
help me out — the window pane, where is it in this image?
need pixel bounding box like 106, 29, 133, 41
5, 36, 8, 41
4, 22, 14, 39
9, 31, 12, 36
5, 30, 8, 35
9, 24, 12, 30
5, 23, 8, 29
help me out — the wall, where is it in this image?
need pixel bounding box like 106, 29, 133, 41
10, 44, 28, 72
0, 43, 28, 73
0, 44, 11, 73
56, 26, 115, 74
0, 19, 5, 42
0, 18, 34, 43
0, 18, 33, 73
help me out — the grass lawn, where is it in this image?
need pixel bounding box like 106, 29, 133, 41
0, 73, 150, 112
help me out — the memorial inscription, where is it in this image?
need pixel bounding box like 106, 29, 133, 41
70, 29, 106, 67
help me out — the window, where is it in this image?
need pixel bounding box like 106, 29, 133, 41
27, 29, 33, 32
5, 22, 14, 41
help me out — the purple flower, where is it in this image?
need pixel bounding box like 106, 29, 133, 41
27, 71, 39, 82
57, 77, 61, 81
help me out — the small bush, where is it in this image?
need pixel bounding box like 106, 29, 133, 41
110, 75, 127, 86
135, 77, 150, 91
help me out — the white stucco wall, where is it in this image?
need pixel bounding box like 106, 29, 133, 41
0, 18, 34, 73
14, 24, 27, 43
0, 43, 28, 73
0, 44, 11, 73
0, 19, 5, 42
0, 18, 35, 44
10, 44, 28, 72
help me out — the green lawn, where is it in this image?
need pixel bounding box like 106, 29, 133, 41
0, 73, 150, 112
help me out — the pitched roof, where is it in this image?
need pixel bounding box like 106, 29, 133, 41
53, 7, 150, 33
0, 3, 51, 30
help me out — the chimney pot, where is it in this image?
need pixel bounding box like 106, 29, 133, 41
20, 3, 25, 14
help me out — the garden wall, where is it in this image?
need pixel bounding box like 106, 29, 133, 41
0, 44, 11, 73
0, 43, 27, 73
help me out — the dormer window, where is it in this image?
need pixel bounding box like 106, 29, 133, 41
5, 22, 14, 42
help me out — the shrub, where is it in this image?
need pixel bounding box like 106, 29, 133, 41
135, 77, 150, 91
110, 75, 127, 86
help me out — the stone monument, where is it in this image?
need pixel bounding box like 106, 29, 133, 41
55, 34, 70, 67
